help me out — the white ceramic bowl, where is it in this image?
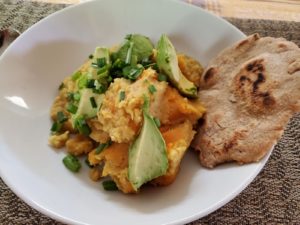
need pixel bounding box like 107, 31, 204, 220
0, 0, 271, 224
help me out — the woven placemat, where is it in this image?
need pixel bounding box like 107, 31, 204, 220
0, 1, 299, 224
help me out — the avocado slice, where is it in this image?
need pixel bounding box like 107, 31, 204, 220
156, 34, 197, 98
73, 88, 104, 122
128, 97, 168, 191
117, 34, 154, 65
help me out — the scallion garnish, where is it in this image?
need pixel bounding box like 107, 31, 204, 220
62, 154, 81, 172
71, 71, 82, 81
97, 57, 107, 67
57, 111, 68, 123
51, 111, 67, 133
66, 103, 78, 114
93, 80, 107, 94
125, 34, 132, 40
86, 79, 96, 88
74, 116, 91, 136
148, 84, 157, 94
95, 140, 112, 154
152, 64, 159, 71
107, 76, 113, 83
97, 66, 109, 77
119, 91, 125, 102
110, 52, 118, 62
102, 180, 118, 191
91, 57, 107, 68
90, 97, 97, 108
122, 65, 144, 80
111, 58, 126, 70
73, 92, 81, 101
67, 92, 74, 101
125, 41, 134, 64
77, 75, 88, 89
144, 63, 156, 69
50, 121, 62, 133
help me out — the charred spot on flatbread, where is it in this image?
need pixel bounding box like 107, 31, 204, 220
233, 58, 276, 113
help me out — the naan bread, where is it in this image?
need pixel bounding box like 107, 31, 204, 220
192, 34, 300, 168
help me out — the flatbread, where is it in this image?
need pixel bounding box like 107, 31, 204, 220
192, 34, 300, 168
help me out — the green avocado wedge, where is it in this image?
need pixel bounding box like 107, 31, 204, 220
128, 97, 168, 191
156, 34, 197, 98
117, 34, 154, 65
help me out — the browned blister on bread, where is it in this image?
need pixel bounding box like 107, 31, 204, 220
193, 34, 300, 168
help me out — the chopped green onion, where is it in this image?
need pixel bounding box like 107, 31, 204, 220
107, 76, 113, 83
144, 63, 156, 69
125, 41, 134, 64
74, 116, 91, 136
88, 54, 93, 59
67, 92, 74, 101
67, 92, 81, 102
73, 92, 81, 101
85, 158, 94, 168
95, 140, 112, 154
148, 84, 157, 94
77, 75, 88, 89
72, 71, 82, 81
66, 103, 78, 114
97, 57, 107, 67
57, 111, 68, 123
93, 79, 109, 94
93, 84, 106, 94
112, 58, 126, 70
119, 91, 126, 102
152, 64, 159, 71
158, 73, 168, 82
125, 34, 132, 40
62, 154, 81, 172
86, 79, 96, 88
122, 65, 144, 80
90, 97, 97, 108
153, 117, 161, 127
58, 82, 64, 90
102, 180, 118, 191
92, 57, 107, 68
50, 121, 62, 133
110, 52, 118, 62
97, 66, 109, 77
